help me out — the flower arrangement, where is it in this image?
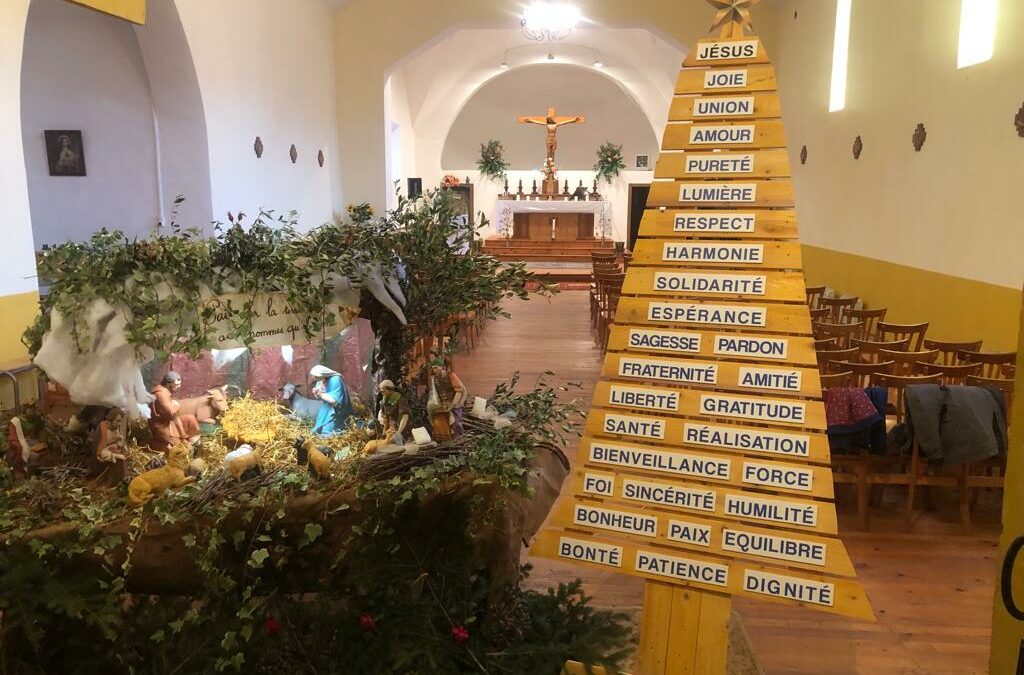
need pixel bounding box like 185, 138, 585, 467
594, 141, 626, 184
346, 202, 374, 223
476, 139, 510, 182
442, 174, 461, 188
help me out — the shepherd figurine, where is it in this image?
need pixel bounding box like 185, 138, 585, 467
427, 358, 466, 441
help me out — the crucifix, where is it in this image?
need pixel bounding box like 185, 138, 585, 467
518, 107, 585, 195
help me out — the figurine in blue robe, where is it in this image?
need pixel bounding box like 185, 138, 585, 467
309, 365, 352, 435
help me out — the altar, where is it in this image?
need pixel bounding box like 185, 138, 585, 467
497, 199, 613, 241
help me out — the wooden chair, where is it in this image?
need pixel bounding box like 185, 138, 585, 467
821, 370, 855, 388
923, 338, 983, 365
885, 369, 988, 535
851, 338, 910, 363
816, 348, 859, 373
819, 296, 859, 323
805, 285, 825, 309
877, 349, 940, 376
843, 307, 887, 340
813, 321, 864, 349
597, 274, 625, 348
918, 362, 983, 385
809, 307, 829, 321
878, 321, 929, 351
829, 359, 893, 388
590, 267, 621, 328
958, 350, 1017, 378
966, 374, 1015, 418
872, 372, 941, 425
814, 337, 838, 351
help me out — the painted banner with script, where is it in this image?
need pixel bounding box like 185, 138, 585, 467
201, 293, 358, 349
531, 34, 873, 621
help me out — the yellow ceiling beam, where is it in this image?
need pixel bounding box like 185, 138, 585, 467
66, 0, 146, 25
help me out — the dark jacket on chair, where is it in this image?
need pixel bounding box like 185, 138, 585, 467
903, 384, 1008, 468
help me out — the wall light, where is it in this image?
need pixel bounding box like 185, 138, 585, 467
829, 0, 852, 112
958, 0, 998, 68
593, 54, 605, 68
499, 60, 510, 70
521, 2, 581, 42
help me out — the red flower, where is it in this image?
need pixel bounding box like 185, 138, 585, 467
265, 616, 282, 636
358, 613, 376, 632
451, 625, 469, 644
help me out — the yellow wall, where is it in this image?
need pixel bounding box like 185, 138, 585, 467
770, 0, 1023, 327
803, 245, 1021, 351
990, 287, 1024, 672
0, 291, 40, 410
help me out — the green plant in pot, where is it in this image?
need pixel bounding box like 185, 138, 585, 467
477, 139, 510, 182
594, 141, 625, 184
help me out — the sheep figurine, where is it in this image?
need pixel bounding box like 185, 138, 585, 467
224, 444, 264, 480
293, 437, 332, 480
127, 444, 196, 507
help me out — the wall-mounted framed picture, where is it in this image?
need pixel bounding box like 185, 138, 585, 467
44, 130, 86, 176
635, 154, 650, 170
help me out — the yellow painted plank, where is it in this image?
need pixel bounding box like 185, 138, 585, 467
568, 469, 840, 534
692, 591, 732, 674
67, 0, 145, 23
655, 149, 791, 179
607, 325, 819, 367
665, 586, 704, 675
675, 64, 777, 95
531, 530, 876, 621
638, 208, 798, 240
639, 581, 676, 673
578, 428, 834, 497
670, 92, 782, 122
663, 120, 787, 151
590, 382, 826, 429
683, 37, 771, 67
648, 179, 794, 208
615, 297, 813, 335
601, 353, 822, 398
589, 386, 830, 461
552, 499, 857, 576
622, 267, 806, 302
627, 240, 803, 270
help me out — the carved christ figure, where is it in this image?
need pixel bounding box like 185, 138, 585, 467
518, 108, 585, 166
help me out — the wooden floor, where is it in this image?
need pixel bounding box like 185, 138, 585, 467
456, 291, 999, 675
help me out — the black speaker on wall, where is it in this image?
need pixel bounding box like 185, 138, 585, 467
407, 177, 423, 199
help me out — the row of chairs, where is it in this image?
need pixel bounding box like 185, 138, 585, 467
589, 250, 630, 348
809, 286, 1017, 533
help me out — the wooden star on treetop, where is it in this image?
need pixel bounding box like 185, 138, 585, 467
708, 0, 761, 39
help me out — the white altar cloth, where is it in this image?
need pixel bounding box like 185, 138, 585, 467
495, 199, 613, 238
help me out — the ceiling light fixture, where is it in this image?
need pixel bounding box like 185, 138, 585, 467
521, 1, 581, 42
547, 52, 556, 61
593, 56, 605, 68
499, 60, 510, 69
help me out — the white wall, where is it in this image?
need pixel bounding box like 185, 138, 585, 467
21, 0, 160, 246
174, 0, 341, 229
441, 64, 659, 171
384, 69, 417, 207
772, 0, 1024, 291
0, 0, 38, 297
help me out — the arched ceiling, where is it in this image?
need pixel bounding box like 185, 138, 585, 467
441, 63, 659, 170
386, 26, 684, 177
